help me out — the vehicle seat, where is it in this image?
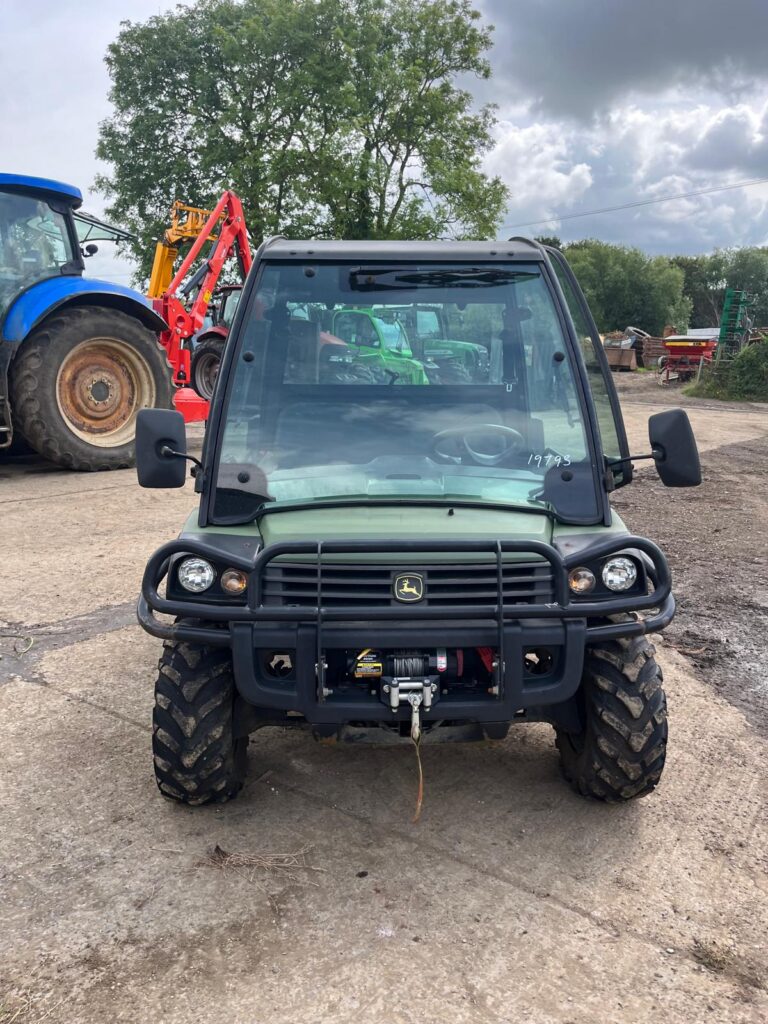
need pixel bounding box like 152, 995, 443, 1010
284, 319, 320, 383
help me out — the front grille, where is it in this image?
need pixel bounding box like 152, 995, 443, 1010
261, 559, 555, 608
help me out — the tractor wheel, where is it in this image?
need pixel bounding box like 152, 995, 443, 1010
9, 306, 173, 471
152, 637, 247, 805
436, 361, 472, 384
191, 336, 225, 401
554, 632, 667, 801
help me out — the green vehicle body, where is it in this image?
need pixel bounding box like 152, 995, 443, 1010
376, 304, 490, 381
136, 238, 701, 810
330, 306, 430, 384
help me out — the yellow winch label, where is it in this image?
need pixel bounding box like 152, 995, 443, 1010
353, 649, 383, 678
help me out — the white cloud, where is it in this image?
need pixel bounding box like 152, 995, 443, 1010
4, 1, 768, 259
484, 121, 593, 230
486, 94, 768, 252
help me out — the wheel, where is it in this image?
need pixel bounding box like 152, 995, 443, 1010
9, 306, 173, 471
434, 360, 472, 384
555, 632, 667, 801
152, 637, 247, 805
191, 335, 225, 401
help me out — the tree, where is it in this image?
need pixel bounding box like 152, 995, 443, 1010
563, 240, 691, 335
96, 0, 507, 281
534, 235, 562, 249
670, 255, 724, 326
672, 248, 768, 328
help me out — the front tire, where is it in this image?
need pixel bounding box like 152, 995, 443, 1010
152, 639, 247, 805
10, 306, 173, 470
191, 336, 225, 401
555, 634, 667, 801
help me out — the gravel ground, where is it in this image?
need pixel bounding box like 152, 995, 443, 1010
1, 381, 767, 1024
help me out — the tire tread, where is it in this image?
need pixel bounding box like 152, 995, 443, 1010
152, 639, 245, 805
555, 633, 668, 802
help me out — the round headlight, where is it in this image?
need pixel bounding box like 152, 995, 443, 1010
177, 557, 216, 593
221, 568, 248, 595
602, 557, 638, 592
568, 567, 596, 594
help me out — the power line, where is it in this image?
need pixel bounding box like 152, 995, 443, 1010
500, 176, 768, 231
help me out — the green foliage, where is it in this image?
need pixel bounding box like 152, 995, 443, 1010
687, 341, 768, 401
671, 247, 768, 327
562, 239, 691, 336
534, 235, 562, 250
96, 0, 507, 282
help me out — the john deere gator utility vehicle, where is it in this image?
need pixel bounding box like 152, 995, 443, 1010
136, 238, 700, 807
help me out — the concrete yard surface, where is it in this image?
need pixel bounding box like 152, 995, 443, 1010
1, 386, 767, 1023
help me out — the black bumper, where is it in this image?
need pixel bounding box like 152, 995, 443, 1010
138, 536, 674, 725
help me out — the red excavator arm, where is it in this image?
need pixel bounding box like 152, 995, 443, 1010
150, 190, 252, 419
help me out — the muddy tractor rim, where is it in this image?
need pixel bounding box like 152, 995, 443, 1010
56, 338, 157, 447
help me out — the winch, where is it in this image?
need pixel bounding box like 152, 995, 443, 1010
346, 648, 452, 741
348, 648, 458, 680
380, 676, 439, 742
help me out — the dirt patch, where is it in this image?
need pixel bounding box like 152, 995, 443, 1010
612, 367, 768, 415
612, 433, 768, 736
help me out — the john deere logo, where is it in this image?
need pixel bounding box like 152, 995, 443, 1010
394, 573, 425, 603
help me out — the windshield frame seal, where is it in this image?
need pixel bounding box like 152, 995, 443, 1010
545, 245, 632, 489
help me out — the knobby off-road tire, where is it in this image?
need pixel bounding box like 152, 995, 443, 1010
191, 336, 225, 401
555, 633, 667, 801
153, 639, 247, 805
9, 306, 174, 471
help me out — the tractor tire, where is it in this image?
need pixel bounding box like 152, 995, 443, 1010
436, 361, 472, 384
555, 632, 667, 802
152, 637, 247, 805
9, 306, 173, 471
191, 336, 225, 401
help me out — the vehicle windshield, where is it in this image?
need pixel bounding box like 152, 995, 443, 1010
220, 288, 242, 328
377, 317, 410, 352
0, 189, 75, 321
213, 260, 600, 523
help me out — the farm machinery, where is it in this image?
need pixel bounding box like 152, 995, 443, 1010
135, 236, 702, 808
147, 190, 252, 419
0, 173, 172, 469
658, 336, 718, 384
0, 175, 253, 470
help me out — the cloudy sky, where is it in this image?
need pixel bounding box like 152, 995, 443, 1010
5, 0, 768, 282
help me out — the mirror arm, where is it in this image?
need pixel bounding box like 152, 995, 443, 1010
159, 445, 203, 472
606, 448, 662, 468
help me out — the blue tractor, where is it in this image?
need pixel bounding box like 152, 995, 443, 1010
0, 173, 173, 469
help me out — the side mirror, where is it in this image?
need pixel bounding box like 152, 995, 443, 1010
136, 409, 188, 488
649, 409, 701, 487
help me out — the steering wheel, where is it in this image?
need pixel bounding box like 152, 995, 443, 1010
430, 424, 525, 467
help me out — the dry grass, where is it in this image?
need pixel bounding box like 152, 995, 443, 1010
692, 938, 735, 972
0, 993, 64, 1024
692, 938, 766, 992
204, 843, 324, 885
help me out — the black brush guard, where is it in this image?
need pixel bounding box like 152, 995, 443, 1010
138, 536, 674, 725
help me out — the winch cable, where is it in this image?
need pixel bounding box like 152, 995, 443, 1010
411, 732, 424, 824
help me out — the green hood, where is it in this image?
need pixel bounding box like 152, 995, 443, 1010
191, 504, 554, 547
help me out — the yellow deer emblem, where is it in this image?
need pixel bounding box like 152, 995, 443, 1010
394, 573, 424, 602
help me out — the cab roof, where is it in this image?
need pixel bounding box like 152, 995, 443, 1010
261, 238, 544, 261
0, 173, 82, 207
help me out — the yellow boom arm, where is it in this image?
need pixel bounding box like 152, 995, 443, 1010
147, 201, 217, 298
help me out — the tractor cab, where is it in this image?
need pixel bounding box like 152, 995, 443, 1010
0, 175, 82, 324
